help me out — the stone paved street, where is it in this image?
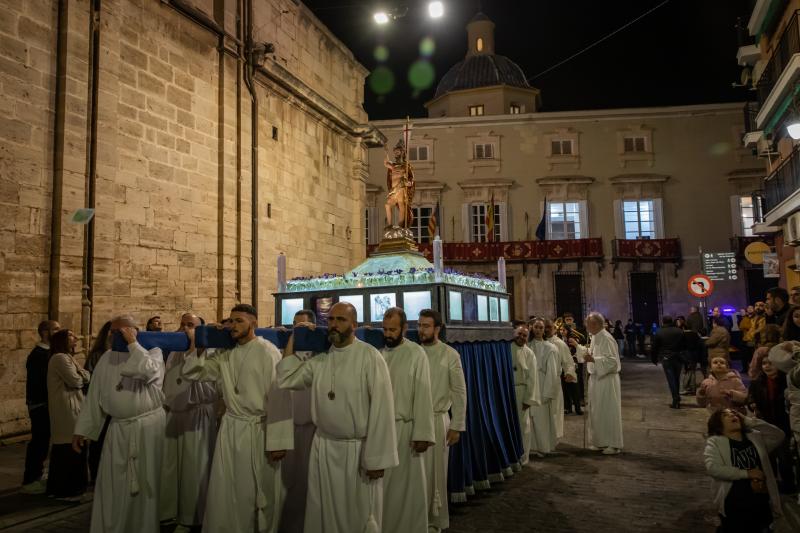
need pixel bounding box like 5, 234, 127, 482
1, 360, 798, 532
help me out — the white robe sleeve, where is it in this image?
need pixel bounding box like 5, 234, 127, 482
119, 342, 164, 383
411, 353, 436, 444
73, 359, 108, 441
593, 335, 621, 378
264, 345, 294, 452
557, 341, 577, 379
526, 348, 541, 406
276, 354, 314, 390
182, 349, 222, 382
362, 350, 399, 471
542, 348, 561, 402
448, 349, 468, 432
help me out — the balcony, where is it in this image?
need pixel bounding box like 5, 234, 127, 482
611, 238, 682, 276
366, 238, 604, 270
743, 101, 763, 146
763, 146, 800, 221
755, 9, 800, 130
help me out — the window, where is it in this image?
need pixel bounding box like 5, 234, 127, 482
739, 196, 755, 236
408, 145, 429, 161
550, 139, 573, 156
510, 104, 521, 114
623, 136, 647, 153
470, 203, 501, 242
548, 202, 583, 240
473, 143, 494, 159
622, 200, 656, 239
410, 206, 434, 243
476, 38, 483, 52
469, 105, 484, 116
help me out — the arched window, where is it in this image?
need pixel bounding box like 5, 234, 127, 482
476, 37, 483, 52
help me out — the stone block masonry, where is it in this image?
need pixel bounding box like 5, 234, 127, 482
0, 0, 375, 437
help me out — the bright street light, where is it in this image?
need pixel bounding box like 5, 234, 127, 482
428, 1, 444, 18
374, 11, 390, 24
788, 121, 800, 140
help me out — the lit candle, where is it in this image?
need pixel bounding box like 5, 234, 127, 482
497, 256, 506, 289
277, 252, 287, 292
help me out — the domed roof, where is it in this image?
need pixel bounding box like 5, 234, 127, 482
434, 54, 531, 99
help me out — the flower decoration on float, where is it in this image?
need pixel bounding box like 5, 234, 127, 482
285, 267, 504, 293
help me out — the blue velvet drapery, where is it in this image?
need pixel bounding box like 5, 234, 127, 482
447, 341, 523, 502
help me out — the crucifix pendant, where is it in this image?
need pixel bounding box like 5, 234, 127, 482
327, 391, 335, 400
234, 386, 240, 395
176, 378, 182, 385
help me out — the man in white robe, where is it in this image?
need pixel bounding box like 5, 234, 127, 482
182, 304, 293, 533
279, 309, 319, 533
277, 302, 398, 533
417, 309, 467, 533
511, 321, 540, 464
381, 307, 435, 533
160, 312, 219, 532
575, 312, 623, 455
73, 315, 166, 533
545, 319, 578, 438
527, 317, 561, 457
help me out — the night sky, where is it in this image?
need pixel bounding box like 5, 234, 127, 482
303, 0, 754, 120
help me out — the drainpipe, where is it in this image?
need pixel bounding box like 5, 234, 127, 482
80, 0, 101, 341
48, 0, 69, 321
243, 0, 259, 308
236, 0, 243, 303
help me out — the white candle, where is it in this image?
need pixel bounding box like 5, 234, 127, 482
277, 253, 287, 292
433, 236, 443, 282
498, 256, 506, 289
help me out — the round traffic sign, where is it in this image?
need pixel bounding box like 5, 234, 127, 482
687, 274, 714, 298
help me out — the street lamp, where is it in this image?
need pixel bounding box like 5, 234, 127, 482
788, 121, 800, 140
428, 1, 444, 18
373, 3, 443, 24
374, 11, 390, 24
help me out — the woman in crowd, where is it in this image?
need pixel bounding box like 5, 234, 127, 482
46, 329, 91, 500
697, 356, 747, 413
612, 320, 625, 357
782, 306, 800, 342
704, 408, 784, 533
706, 316, 731, 363
749, 325, 782, 380
84, 320, 112, 484
748, 356, 796, 493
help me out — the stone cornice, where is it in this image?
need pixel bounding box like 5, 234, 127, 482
608, 173, 670, 184
535, 176, 595, 186
457, 178, 515, 190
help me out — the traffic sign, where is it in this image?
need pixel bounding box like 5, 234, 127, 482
687, 274, 714, 298
702, 252, 738, 281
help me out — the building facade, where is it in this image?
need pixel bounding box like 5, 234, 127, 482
0, 0, 376, 436
739, 0, 800, 287
366, 14, 767, 326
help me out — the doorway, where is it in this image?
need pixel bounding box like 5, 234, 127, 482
629, 272, 660, 328
553, 272, 585, 325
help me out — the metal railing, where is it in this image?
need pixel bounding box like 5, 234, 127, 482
764, 146, 800, 214
756, 9, 800, 106
743, 101, 761, 133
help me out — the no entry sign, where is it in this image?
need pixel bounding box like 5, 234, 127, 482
687, 274, 714, 298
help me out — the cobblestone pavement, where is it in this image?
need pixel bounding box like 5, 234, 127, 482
2, 360, 798, 532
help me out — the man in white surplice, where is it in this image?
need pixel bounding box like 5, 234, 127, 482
277, 302, 398, 533
279, 308, 319, 533
418, 309, 467, 533
544, 319, 578, 438
182, 304, 293, 532
575, 312, 624, 455
511, 321, 539, 464
159, 312, 219, 532
381, 307, 435, 533
527, 317, 561, 457
73, 315, 166, 533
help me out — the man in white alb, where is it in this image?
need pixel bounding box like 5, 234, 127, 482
277, 302, 398, 533
160, 312, 219, 532
527, 317, 561, 457
182, 304, 293, 532
381, 307, 435, 533
574, 312, 623, 455
511, 320, 540, 464
73, 315, 166, 533
417, 309, 467, 533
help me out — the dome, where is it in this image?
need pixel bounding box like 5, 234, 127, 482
433, 54, 531, 99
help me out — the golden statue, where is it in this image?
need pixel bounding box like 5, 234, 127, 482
383, 137, 415, 228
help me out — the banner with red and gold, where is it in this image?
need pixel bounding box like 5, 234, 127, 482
612, 238, 681, 260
